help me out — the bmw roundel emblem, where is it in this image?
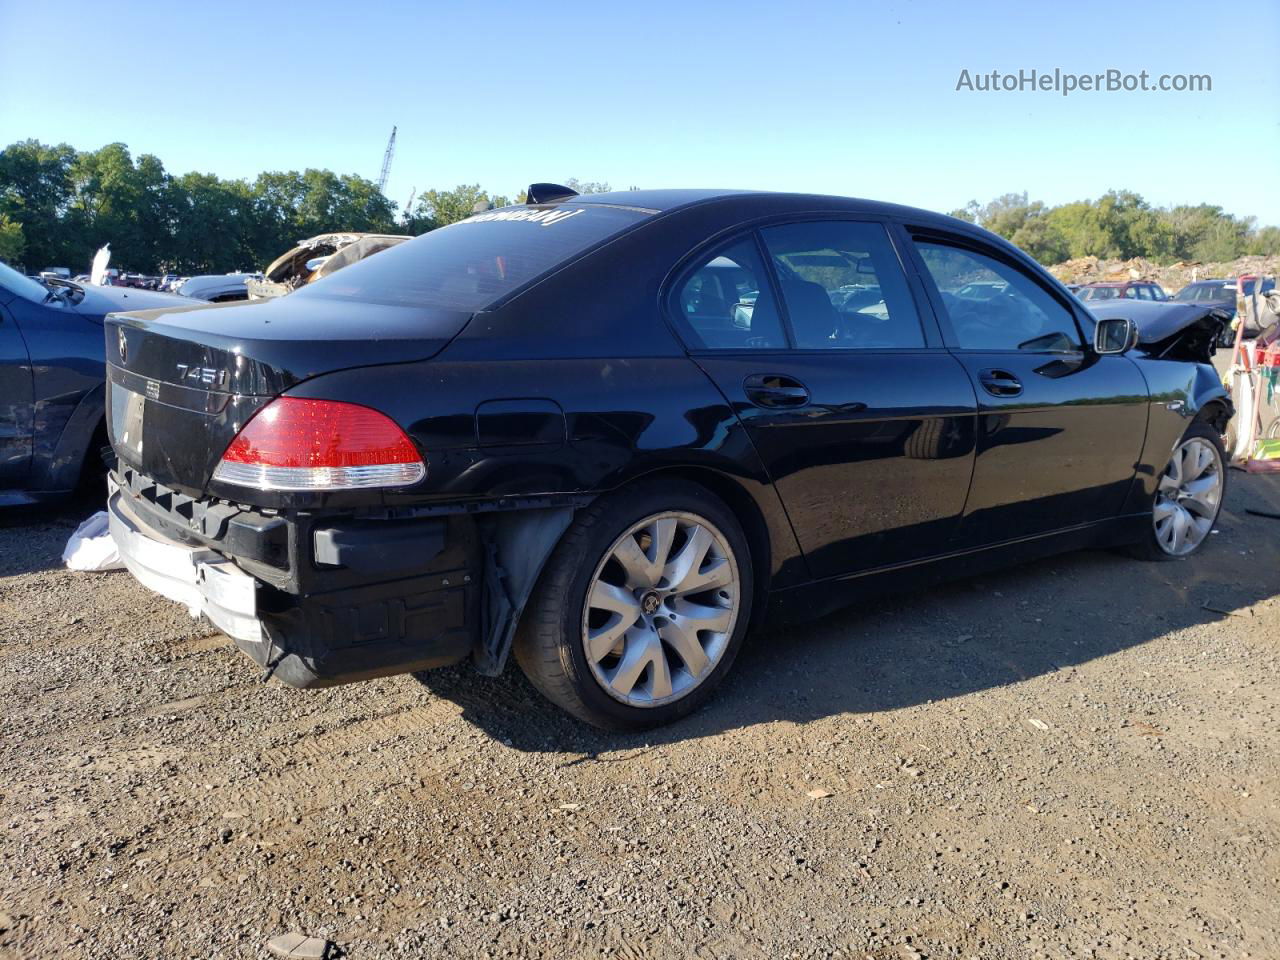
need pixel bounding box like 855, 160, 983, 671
118, 327, 127, 363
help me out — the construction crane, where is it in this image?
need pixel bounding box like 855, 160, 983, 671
403, 186, 417, 226
376, 126, 396, 194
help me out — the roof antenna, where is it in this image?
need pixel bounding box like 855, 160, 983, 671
526, 183, 579, 205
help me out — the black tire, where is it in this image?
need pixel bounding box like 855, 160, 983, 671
75, 421, 111, 495
513, 479, 754, 731
1127, 421, 1227, 562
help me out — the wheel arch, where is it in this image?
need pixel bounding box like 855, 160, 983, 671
614, 464, 774, 609
477, 463, 781, 678
1194, 396, 1233, 433
32, 384, 107, 493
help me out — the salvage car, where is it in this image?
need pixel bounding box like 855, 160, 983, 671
1077, 280, 1168, 302
0, 263, 195, 505
1174, 276, 1276, 345
177, 273, 260, 302
246, 233, 410, 300
104, 186, 1233, 730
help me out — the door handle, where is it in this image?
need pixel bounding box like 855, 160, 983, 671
744, 373, 810, 408
978, 368, 1023, 397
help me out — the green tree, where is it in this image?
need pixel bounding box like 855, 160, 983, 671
0, 139, 77, 268
0, 214, 25, 264
413, 184, 512, 229
168, 172, 256, 273
1190, 217, 1249, 262
1245, 225, 1280, 256
956, 190, 1275, 265
960, 193, 1066, 264
563, 178, 611, 194
61, 143, 184, 271
1043, 201, 1111, 259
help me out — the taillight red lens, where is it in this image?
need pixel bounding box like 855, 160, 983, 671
213, 397, 425, 491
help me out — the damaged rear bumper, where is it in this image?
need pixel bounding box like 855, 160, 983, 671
108, 480, 262, 645
107, 475, 479, 688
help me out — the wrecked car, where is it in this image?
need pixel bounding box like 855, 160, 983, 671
0, 261, 195, 505
246, 233, 409, 300
104, 186, 1232, 730
1076, 280, 1169, 302
1087, 299, 1230, 365
177, 273, 261, 303
1173, 277, 1276, 345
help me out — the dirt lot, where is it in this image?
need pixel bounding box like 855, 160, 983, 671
2, 474, 1278, 960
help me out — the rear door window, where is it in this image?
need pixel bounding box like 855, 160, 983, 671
673, 238, 788, 350
759, 221, 924, 349
292, 203, 652, 312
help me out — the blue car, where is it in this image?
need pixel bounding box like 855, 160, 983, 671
0, 261, 197, 505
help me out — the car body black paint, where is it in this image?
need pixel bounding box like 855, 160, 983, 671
102, 189, 1230, 689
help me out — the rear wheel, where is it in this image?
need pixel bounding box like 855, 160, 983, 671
514, 481, 753, 731
1129, 422, 1226, 561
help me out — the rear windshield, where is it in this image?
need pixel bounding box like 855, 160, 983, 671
292, 204, 652, 311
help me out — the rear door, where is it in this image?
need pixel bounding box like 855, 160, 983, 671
673, 220, 977, 580
905, 233, 1149, 546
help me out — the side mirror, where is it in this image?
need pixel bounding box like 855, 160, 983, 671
1094, 316, 1137, 354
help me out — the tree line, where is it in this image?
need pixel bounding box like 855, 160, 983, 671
0, 139, 611, 275
949, 191, 1279, 265
2, 139, 1274, 274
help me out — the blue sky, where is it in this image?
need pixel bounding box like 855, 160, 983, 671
2, 0, 1278, 224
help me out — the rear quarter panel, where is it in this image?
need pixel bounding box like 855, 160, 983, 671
287, 355, 808, 588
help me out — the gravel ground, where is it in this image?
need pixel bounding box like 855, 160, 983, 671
1, 474, 1278, 960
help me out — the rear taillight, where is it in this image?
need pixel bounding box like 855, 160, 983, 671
213, 397, 425, 491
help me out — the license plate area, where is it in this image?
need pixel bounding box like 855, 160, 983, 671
109, 382, 146, 463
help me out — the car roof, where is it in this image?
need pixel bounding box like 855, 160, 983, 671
563, 188, 972, 230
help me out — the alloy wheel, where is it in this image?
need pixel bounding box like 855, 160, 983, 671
581, 511, 741, 708
1154, 437, 1223, 556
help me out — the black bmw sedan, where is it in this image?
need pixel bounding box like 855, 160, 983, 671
104, 186, 1232, 730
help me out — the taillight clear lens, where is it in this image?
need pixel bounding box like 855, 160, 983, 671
213, 397, 425, 491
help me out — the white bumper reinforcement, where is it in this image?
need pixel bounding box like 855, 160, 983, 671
107, 480, 263, 645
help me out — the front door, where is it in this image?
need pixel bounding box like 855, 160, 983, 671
672, 222, 977, 581
908, 237, 1148, 545
0, 301, 33, 487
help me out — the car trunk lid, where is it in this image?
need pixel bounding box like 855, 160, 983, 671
105, 295, 471, 494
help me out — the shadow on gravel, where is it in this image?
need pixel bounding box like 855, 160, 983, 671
0, 490, 104, 576
418, 474, 1280, 755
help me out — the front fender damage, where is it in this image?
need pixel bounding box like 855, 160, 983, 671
1093, 301, 1231, 365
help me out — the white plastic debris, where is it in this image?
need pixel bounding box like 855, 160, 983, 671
62, 511, 125, 572
90, 244, 111, 286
